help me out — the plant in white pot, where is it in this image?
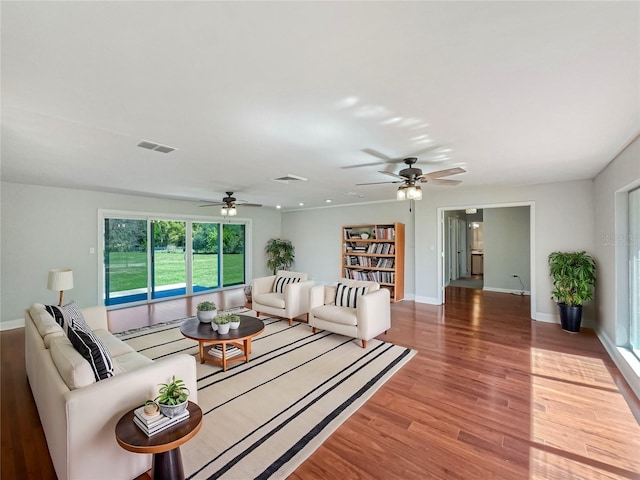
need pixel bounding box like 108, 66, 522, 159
548, 251, 596, 333
228, 314, 241, 330
214, 314, 231, 334
196, 301, 217, 323
154, 375, 190, 418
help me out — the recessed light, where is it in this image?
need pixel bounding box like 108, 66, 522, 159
276, 205, 281, 209
326, 199, 332, 203
299, 203, 304, 206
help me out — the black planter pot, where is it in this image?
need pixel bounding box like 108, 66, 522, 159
558, 303, 583, 333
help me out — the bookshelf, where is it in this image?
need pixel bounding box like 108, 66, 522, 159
341, 223, 405, 302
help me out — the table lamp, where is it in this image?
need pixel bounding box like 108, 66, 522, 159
47, 268, 74, 306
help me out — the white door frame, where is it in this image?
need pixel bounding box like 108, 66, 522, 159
437, 201, 536, 321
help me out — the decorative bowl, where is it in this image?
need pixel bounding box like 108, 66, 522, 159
158, 400, 188, 418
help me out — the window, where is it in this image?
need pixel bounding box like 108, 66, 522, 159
101, 212, 248, 306
629, 188, 640, 359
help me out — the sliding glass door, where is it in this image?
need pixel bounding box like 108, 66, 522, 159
104, 218, 149, 306
630, 188, 639, 359
103, 213, 248, 307
151, 220, 187, 299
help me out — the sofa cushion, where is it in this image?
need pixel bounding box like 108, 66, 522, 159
29, 303, 65, 340
94, 329, 136, 358
67, 324, 114, 381
112, 351, 154, 375
312, 304, 358, 326
254, 292, 286, 309
273, 275, 301, 293
50, 336, 96, 389
335, 283, 368, 308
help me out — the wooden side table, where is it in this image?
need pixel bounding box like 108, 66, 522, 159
115, 401, 202, 480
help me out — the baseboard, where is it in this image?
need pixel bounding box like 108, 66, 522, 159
534, 312, 559, 323
1, 318, 25, 331
482, 287, 530, 296
414, 296, 440, 305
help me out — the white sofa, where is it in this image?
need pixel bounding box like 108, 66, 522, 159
309, 279, 391, 348
252, 271, 314, 325
25, 303, 198, 480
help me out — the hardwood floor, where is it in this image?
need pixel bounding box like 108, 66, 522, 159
2, 288, 639, 479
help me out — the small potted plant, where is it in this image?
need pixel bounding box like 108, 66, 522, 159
548, 251, 596, 333
196, 301, 217, 323
214, 314, 231, 334
244, 285, 252, 304
154, 375, 190, 418
228, 314, 241, 330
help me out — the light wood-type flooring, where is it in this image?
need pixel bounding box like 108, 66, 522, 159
2, 287, 639, 479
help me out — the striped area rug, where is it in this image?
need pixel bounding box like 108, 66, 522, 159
118, 311, 416, 479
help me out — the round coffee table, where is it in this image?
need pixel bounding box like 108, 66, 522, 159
180, 315, 264, 371
115, 401, 202, 480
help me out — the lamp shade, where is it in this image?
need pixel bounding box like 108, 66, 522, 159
48, 269, 74, 291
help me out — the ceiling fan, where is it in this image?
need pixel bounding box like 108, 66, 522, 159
200, 192, 262, 216
356, 158, 466, 200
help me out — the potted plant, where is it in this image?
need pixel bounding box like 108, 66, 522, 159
548, 251, 596, 333
214, 314, 231, 334
228, 314, 241, 330
154, 375, 190, 418
265, 238, 295, 274
244, 285, 252, 304
196, 301, 217, 323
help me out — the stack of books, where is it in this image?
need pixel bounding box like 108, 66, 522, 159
133, 405, 190, 437
208, 344, 243, 359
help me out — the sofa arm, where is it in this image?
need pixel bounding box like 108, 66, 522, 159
64, 354, 197, 480
309, 285, 326, 310
81, 306, 109, 331
252, 276, 276, 296
284, 280, 315, 317
356, 288, 391, 341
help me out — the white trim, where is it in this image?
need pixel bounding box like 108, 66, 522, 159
482, 287, 530, 296
596, 328, 640, 401
414, 295, 440, 305
1, 318, 25, 331
534, 312, 559, 323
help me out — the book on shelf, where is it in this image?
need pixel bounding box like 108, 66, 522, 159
208, 344, 243, 358
133, 407, 190, 437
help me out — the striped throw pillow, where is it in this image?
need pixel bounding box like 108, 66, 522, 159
44, 302, 87, 334
335, 283, 368, 308
273, 276, 301, 293
67, 323, 114, 381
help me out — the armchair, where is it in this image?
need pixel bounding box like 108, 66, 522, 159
252, 271, 314, 325
309, 279, 391, 348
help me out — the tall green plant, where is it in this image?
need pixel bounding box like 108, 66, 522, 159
548, 251, 596, 306
265, 238, 295, 274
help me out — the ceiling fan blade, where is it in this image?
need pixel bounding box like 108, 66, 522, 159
425, 178, 462, 186
238, 203, 262, 207
199, 202, 224, 207
341, 160, 388, 170
355, 181, 402, 186
362, 148, 393, 161
379, 170, 406, 181
418, 167, 466, 180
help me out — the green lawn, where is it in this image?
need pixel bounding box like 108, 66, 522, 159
107, 251, 244, 292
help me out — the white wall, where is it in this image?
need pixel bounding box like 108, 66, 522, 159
593, 134, 640, 399
281, 201, 415, 296
484, 206, 531, 292
0, 182, 281, 327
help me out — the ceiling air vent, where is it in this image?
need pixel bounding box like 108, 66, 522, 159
137, 140, 177, 154
271, 174, 308, 184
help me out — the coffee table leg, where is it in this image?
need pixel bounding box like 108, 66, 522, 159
244, 339, 251, 362
199, 342, 205, 364
152, 447, 184, 480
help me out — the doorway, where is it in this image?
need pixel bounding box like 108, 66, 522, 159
437, 202, 536, 320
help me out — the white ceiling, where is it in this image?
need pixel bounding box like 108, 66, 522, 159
2, 1, 639, 211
